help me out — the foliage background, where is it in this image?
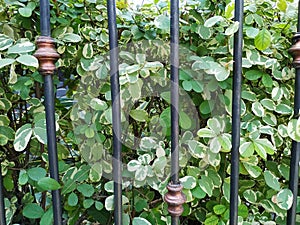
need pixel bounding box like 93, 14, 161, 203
0, 0, 299, 224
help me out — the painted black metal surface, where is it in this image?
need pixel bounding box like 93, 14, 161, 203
38, 1, 63, 224
287, 2, 300, 223
230, 0, 244, 224
0, 163, 6, 225
107, 0, 122, 224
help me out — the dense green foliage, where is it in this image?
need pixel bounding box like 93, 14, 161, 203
0, 0, 299, 224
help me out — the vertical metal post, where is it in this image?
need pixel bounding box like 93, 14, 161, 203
0, 163, 6, 225
287, 2, 300, 224
164, 1, 186, 224
230, 0, 244, 224
34, 1, 62, 224
107, 1, 122, 224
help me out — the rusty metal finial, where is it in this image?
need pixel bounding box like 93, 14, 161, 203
164, 183, 186, 217
289, 33, 300, 68
34, 36, 60, 75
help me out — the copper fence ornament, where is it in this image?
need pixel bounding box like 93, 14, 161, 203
34, 36, 60, 75
164, 183, 186, 217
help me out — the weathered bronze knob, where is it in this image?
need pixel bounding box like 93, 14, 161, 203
34, 36, 60, 75
289, 33, 300, 68
164, 183, 186, 217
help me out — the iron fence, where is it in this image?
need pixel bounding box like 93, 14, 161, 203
0, 0, 300, 225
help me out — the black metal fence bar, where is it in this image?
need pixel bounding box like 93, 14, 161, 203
230, 0, 244, 224
107, 0, 122, 224
287, 2, 300, 224
34, 0, 63, 224
0, 163, 6, 225
164, 1, 186, 224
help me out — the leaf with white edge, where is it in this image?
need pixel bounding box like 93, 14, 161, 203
0, 59, 15, 69
210, 137, 221, 153
243, 163, 262, 178
33, 119, 47, 144
254, 29, 271, 51
246, 27, 259, 38
240, 142, 254, 158
252, 101, 265, 117
90, 98, 107, 111
206, 62, 230, 81
199, 175, 214, 197
197, 128, 215, 138
135, 166, 148, 181
187, 140, 205, 158
225, 21, 239, 35
288, 119, 300, 142
13, 124, 32, 152
16, 55, 38, 68
62, 33, 82, 43
264, 170, 281, 191
0, 35, 13, 51
253, 141, 267, 159
272, 189, 293, 210
38, 177, 61, 191
82, 43, 93, 59
197, 25, 212, 39
18, 7, 32, 17
140, 137, 157, 150
132, 217, 152, 225
105, 195, 129, 211
8, 41, 35, 54
180, 176, 197, 189
23, 203, 44, 219
255, 139, 275, 155
243, 189, 257, 203
204, 16, 224, 27
127, 160, 141, 172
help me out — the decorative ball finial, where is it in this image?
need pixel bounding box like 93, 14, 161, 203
289, 33, 300, 68
34, 36, 60, 75
164, 183, 186, 217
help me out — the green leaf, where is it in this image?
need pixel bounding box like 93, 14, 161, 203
132, 217, 152, 225
213, 204, 226, 215
27, 167, 46, 181
68, 192, 78, 206
40, 207, 53, 225
130, 109, 148, 122
83, 199, 94, 209
273, 189, 293, 210
95, 201, 104, 211
38, 177, 61, 191
23, 203, 44, 219
204, 215, 219, 225
0, 58, 15, 69
204, 16, 224, 27
7, 41, 35, 54
13, 124, 32, 152
254, 29, 271, 51
264, 170, 281, 191
191, 186, 206, 199
246, 27, 259, 38
18, 170, 28, 185
77, 184, 94, 197
16, 55, 38, 68
245, 70, 264, 81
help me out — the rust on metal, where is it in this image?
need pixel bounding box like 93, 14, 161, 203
34, 36, 60, 75
289, 33, 300, 68
164, 183, 186, 217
